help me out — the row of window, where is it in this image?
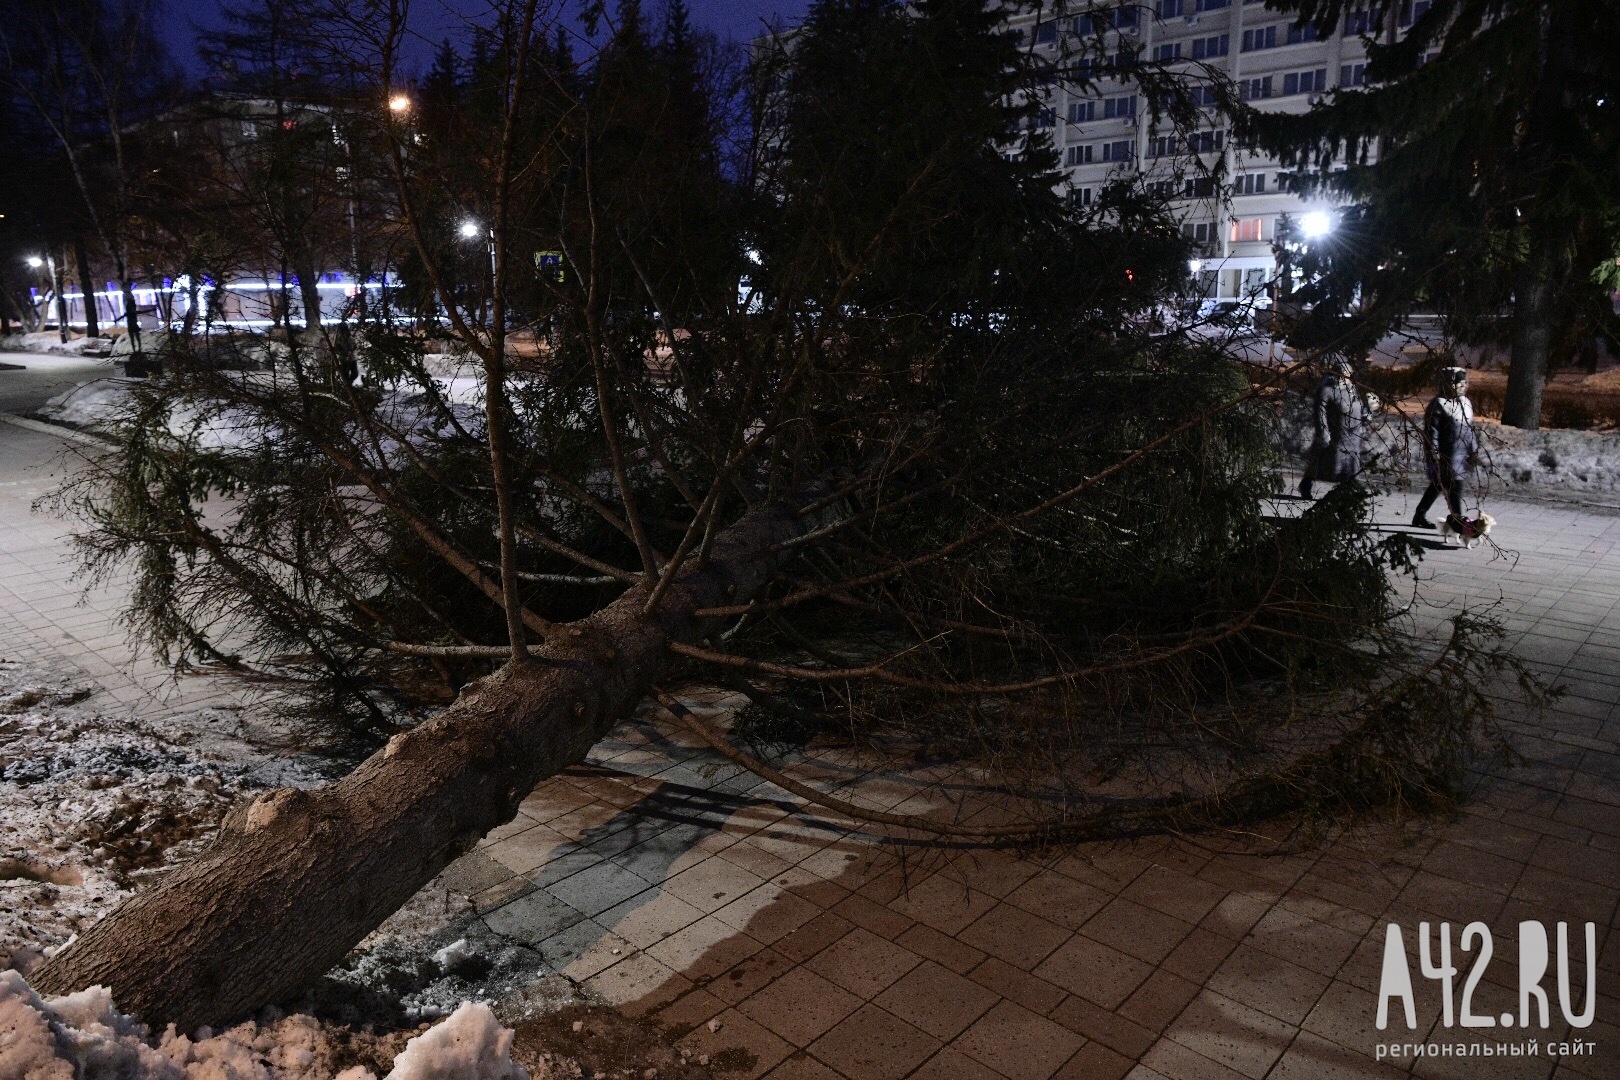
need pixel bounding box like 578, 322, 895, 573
1240, 67, 1329, 100
1147, 129, 1226, 157
1065, 140, 1137, 165
1033, 0, 1430, 47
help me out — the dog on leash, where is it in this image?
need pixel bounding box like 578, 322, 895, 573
1440, 512, 1495, 549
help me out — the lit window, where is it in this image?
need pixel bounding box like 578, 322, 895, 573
1229, 217, 1264, 242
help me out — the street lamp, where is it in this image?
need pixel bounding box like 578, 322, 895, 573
24, 253, 67, 343
1300, 211, 1334, 239
459, 220, 482, 239
388, 93, 412, 114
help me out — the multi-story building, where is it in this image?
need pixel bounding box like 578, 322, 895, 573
1005, 0, 1433, 304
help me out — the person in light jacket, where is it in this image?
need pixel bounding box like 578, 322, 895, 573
1299, 357, 1369, 499
1412, 366, 1479, 529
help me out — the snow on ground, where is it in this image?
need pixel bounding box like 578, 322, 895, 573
0, 659, 328, 973
1277, 394, 1620, 499
0, 651, 586, 1055
1, 332, 114, 357
0, 970, 540, 1079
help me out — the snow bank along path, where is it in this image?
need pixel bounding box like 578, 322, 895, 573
0, 970, 532, 1080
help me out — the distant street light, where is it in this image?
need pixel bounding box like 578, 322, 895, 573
459, 220, 482, 239
1300, 211, 1334, 239
388, 93, 412, 113
25, 256, 43, 268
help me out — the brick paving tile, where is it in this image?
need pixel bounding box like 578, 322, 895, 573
650, 987, 727, 1035
662, 855, 768, 913
1265, 1031, 1407, 1079
1163, 989, 1296, 1079
1119, 865, 1229, 925
802, 927, 921, 1000
1202, 943, 1332, 1027
1299, 979, 1405, 1059
706, 945, 796, 1005
1138, 1036, 1251, 1080
1052, 1041, 1134, 1080
1117, 968, 1204, 1032
804, 1003, 940, 1080
870, 960, 999, 1041
884, 873, 999, 935
1080, 897, 1196, 966
893, 921, 985, 975
583, 951, 691, 1017
905, 1046, 1005, 1080
1047, 995, 1157, 1059
1158, 927, 1239, 985
829, 892, 914, 940
677, 1008, 794, 1080
956, 901, 1073, 971
966, 956, 1068, 1017
646, 914, 764, 983
596, 890, 708, 950
738, 966, 862, 1047
1003, 870, 1112, 931
1034, 933, 1156, 1010
715, 884, 823, 945
761, 1053, 848, 1080
774, 911, 858, 964
1241, 904, 1363, 979
952, 999, 1086, 1079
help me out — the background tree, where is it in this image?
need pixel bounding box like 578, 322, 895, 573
0, 0, 176, 346
1239, 0, 1620, 427
33, 0, 1532, 1029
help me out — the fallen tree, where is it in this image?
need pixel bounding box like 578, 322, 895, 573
30, 502, 802, 1029
28, 0, 1537, 1036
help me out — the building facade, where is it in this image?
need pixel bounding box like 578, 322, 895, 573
1005, 0, 1432, 303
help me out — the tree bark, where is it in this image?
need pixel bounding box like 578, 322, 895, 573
74, 237, 98, 339
1501, 233, 1555, 430
31, 502, 803, 1031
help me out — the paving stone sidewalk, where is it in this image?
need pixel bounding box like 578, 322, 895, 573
3, 382, 1616, 1080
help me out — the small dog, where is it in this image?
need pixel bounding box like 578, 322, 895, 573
1440, 512, 1495, 549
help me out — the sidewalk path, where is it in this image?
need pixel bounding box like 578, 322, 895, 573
3, 359, 1615, 1079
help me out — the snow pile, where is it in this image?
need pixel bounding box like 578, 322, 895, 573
1276, 393, 1620, 498
385, 1002, 528, 1080
0, 970, 534, 1080
0, 332, 113, 357
37, 379, 137, 429
0, 660, 304, 972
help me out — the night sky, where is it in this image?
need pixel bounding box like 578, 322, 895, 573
166, 0, 810, 76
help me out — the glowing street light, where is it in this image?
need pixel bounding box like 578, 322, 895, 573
25, 256, 43, 268
1300, 211, 1334, 239
388, 93, 412, 114
459, 220, 483, 239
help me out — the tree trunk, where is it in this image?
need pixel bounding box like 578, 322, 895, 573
52, 249, 70, 344
75, 237, 99, 338
1501, 234, 1555, 430
31, 502, 803, 1031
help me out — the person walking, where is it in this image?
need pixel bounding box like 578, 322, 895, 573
1412, 366, 1479, 530
1298, 357, 1369, 499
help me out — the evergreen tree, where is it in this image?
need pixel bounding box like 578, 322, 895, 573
1242, 0, 1620, 428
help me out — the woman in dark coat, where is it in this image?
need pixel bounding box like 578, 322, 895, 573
1413, 366, 1479, 529
1299, 357, 1369, 499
